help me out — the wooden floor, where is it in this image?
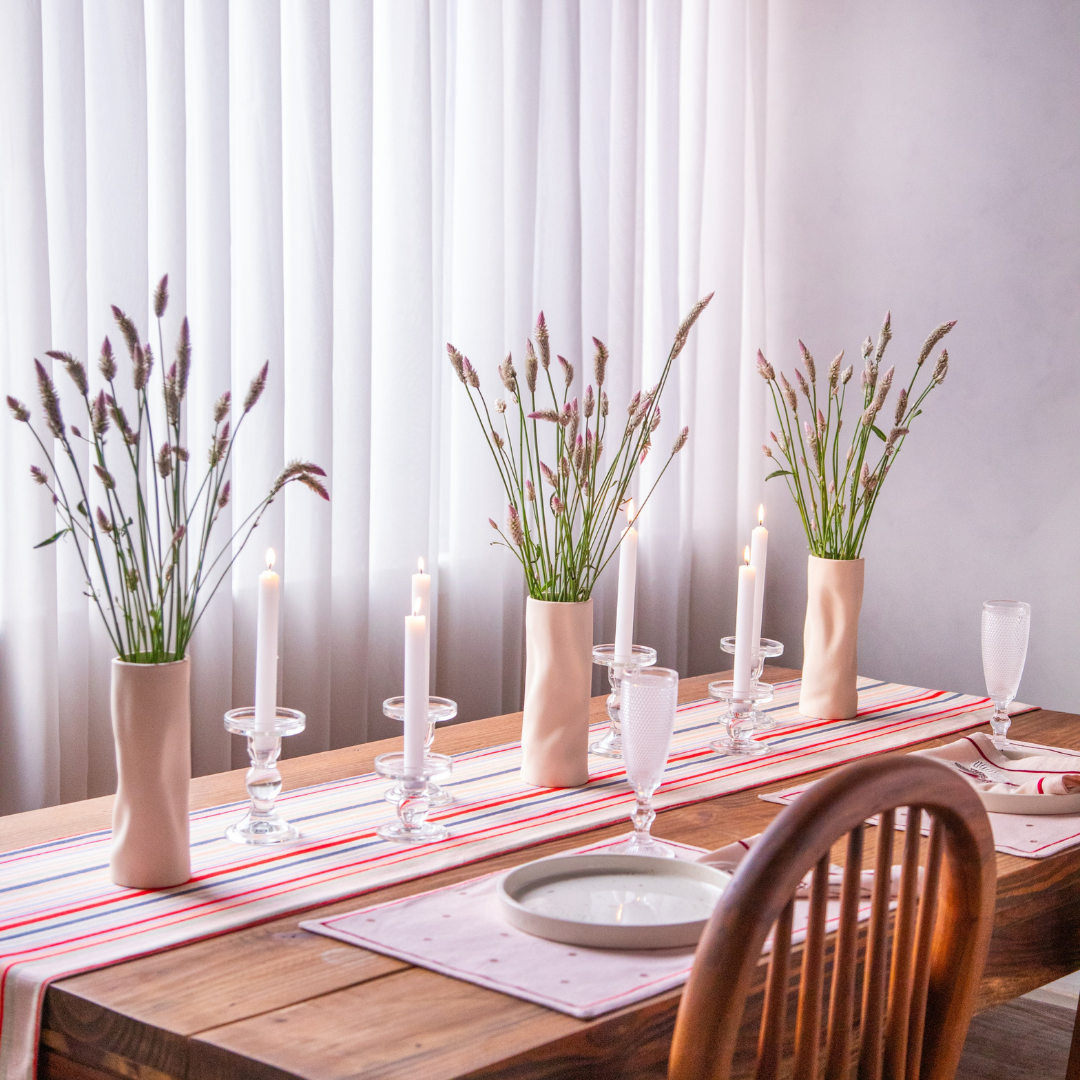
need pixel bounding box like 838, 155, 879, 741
958, 998, 1075, 1080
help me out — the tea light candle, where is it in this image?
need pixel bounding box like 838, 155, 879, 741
412, 556, 431, 692
254, 548, 280, 736
403, 597, 427, 775
613, 500, 638, 662
733, 547, 756, 697
750, 505, 768, 663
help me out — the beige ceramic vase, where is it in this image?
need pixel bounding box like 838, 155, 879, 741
520, 597, 594, 788
110, 657, 192, 889
799, 556, 864, 720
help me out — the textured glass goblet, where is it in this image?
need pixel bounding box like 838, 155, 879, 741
981, 600, 1030, 749
613, 666, 679, 858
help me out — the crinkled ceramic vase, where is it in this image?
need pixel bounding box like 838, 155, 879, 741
799, 556, 864, 721
520, 597, 593, 788
110, 657, 192, 889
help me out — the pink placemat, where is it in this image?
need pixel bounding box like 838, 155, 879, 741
760, 734, 1080, 858
301, 834, 871, 1018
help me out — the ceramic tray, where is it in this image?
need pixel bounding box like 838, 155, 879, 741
497, 853, 732, 949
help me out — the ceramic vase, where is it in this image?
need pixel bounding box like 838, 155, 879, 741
799, 556, 864, 720
520, 597, 593, 788
110, 657, 192, 889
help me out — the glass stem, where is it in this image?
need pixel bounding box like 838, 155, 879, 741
990, 705, 1011, 749
631, 790, 655, 842
246, 736, 284, 823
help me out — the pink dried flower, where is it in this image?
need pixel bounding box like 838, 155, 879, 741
549, 493, 563, 515
529, 409, 560, 423
34, 359, 65, 437
592, 337, 608, 387
917, 320, 957, 367
214, 391, 231, 423
557, 354, 574, 388
243, 361, 269, 413
798, 341, 816, 384
525, 478, 536, 501
932, 349, 949, 385
7, 396, 29, 422
525, 340, 538, 393
756, 350, 775, 381
794, 368, 810, 399
600, 392, 609, 417
535, 312, 550, 370
672, 426, 689, 453
152, 273, 169, 318
540, 461, 557, 487
176, 317, 191, 400
98, 337, 117, 381
96, 506, 113, 533
111, 305, 140, 356
507, 505, 525, 546
446, 344, 466, 383
93, 463, 115, 489
217, 480, 231, 509
157, 444, 173, 478
30, 464, 48, 484
583, 384, 594, 419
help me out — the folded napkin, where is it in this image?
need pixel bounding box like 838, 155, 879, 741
697, 835, 906, 898
920, 733, 1080, 795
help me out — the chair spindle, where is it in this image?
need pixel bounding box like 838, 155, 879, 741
794, 852, 831, 1080
857, 808, 895, 1080
824, 825, 865, 1080
756, 898, 795, 1080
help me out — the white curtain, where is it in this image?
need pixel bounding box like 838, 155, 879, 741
0, 0, 767, 814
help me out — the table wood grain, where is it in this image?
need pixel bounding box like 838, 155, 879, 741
8, 667, 1080, 1080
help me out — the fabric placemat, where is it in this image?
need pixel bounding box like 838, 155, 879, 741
302, 833, 871, 1018
759, 730, 1080, 859
0, 676, 1004, 1079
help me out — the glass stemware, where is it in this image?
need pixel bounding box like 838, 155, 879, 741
589, 644, 658, 757
981, 600, 1031, 749
613, 666, 679, 858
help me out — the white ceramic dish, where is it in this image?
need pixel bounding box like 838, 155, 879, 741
497, 853, 732, 949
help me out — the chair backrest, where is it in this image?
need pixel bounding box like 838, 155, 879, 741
669, 754, 996, 1080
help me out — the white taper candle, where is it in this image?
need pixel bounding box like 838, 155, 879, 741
750, 505, 769, 664
412, 556, 431, 694
613, 501, 639, 662
733, 548, 756, 696
404, 597, 427, 775
254, 549, 280, 735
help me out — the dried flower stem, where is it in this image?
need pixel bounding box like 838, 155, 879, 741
9, 277, 328, 662
758, 313, 954, 559
448, 297, 710, 600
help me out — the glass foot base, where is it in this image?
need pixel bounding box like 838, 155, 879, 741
589, 730, 622, 757
226, 814, 300, 845
710, 736, 770, 757
376, 820, 449, 843
609, 835, 674, 858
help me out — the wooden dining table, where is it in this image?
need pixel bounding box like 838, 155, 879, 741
7, 665, 1080, 1080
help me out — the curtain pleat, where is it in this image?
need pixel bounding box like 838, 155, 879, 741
0, 0, 767, 812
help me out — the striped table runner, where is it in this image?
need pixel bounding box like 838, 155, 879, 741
1, 676, 995, 1080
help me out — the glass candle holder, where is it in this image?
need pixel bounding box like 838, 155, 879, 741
589, 644, 658, 758
382, 695, 457, 806
719, 636, 784, 730
707, 680, 774, 757
224, 707, 306, 845
374, 752, 450, 843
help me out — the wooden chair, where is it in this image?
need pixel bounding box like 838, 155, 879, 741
669, 754, 996, 1080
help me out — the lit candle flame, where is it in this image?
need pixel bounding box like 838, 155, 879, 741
627, 498, 636, 525
758, 504, 764, 526
413, 596, 422, 617
265, 548, 276, 570
744, 545, 750, 565
418, 556, 425, 573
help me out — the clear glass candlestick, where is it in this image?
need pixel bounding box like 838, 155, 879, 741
374, 753, 450, 843
612, 666, 679, 858
382, 696, 457, 805
708, 680, 774, 756
224, 707, 306, 844
719, 636, 784, 730
590, 644, 658, 757
981, 600, 1031, 749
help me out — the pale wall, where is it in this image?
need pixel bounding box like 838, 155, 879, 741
758, 0, 1080, 712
